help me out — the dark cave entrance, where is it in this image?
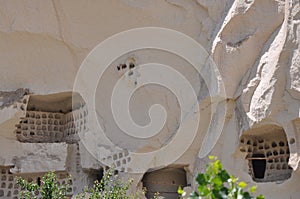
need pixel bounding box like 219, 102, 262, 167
251, 154, 266, 179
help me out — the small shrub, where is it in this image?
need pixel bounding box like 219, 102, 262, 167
17, 171, 71, 199
178, 156, 265, 199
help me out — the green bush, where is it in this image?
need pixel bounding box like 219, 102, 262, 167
17, 168, 159, 199
17, 171, 71, 199
178, 156, 265, 199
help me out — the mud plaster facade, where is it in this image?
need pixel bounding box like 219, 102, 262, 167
0, 0, 300, 199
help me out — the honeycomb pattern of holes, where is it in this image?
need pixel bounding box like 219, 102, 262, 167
273, 150, 278, 156
26, 113, 30, 117
1, 175, 6, 181
122, 159, 126, 164
30, 125, 35, 130
266, 151, 272, 157
280, 149, 285, 155
42, 114, 47, 118
253, 141, 257, 147
127, 157, 131, 162
120, 167, 125, 172
112, 154, 118, 160
240, 147, 246, 152
258, 145, 264, 150
279, 141, 285, 147
54, 127, 58, 131
258, 139, 264, 143
36, 120, 41, 125
23, 132, 27, 136
22, 125, 28, 130
54, 120, 58, 125
16, 130, 22, 134
247, 147, 252, 152
267, 159, 273, 163
286, 148, 290, 154
42, 126, 47, 130
48, 114, 53, 118
8, 183, 13, 189
1, 182, 5, 188
280, 157, 285, 162
59, 121, 64, 125
37, 126, 42, 130
42, 120, 47, 125
124, 150, 129, 156
272, 142, 277, 148
36, 114, 40, 119
37, 131, 43, 136
270, 164, 275, 169
264, 144, 270, 150
275, 158, 279, 163
119, 153, 123, 158
276, 164, 281, 170
7, 191, 11, 197
30, 113, 35, 117
14, 184, 19, 189
281, 164, 287, 170
55, 114, 61, 119
8, 176, 13, 181
246, 140, 251, 145
13, 190, 18, 195
30, 132, 35, 136
290, 138, 295, 144
59, 127, 64, 131
29, 120, 34, 124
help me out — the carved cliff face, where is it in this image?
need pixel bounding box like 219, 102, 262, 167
0, 0, 299, 198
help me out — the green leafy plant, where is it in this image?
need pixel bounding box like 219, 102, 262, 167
77, 167, 134, 199
77, 167, 160, 199
17, 171, 71, 199
17, 168, 159, 199
178, 156, 265, 199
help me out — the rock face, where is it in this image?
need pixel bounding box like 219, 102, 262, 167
0, 0, 299, 198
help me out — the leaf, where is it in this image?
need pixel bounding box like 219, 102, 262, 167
256, 195, 265, 199
212, 176, 223, 188
238, 181, 247, 189
220, 170, 230, 182
198, 185, 210, 196
178, 186, 184, 195
249, 185, 257, 193
196, 173, 207, 186
209, 156, 217, 160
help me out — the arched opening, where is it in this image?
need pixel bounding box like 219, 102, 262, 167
15, 92, 87, 143
240, 125, 292, 182
142, 167, 187, 199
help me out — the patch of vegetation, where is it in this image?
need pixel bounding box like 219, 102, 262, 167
178, 156, 265, 199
